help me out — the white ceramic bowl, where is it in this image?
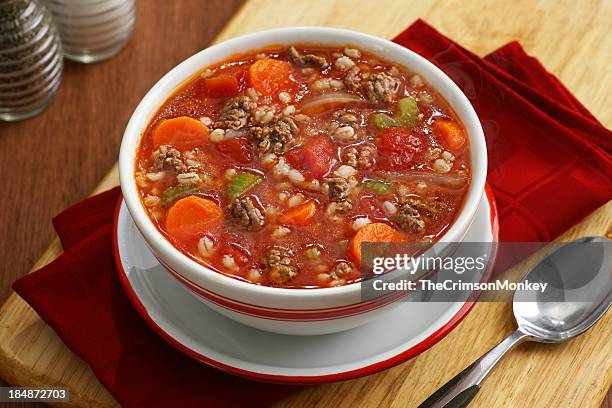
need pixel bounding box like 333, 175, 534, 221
119, 27, 487, 335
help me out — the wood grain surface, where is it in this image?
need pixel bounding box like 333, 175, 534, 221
0, 0, 610, 407
0, 0, 244, 305
0, 1, 244, 407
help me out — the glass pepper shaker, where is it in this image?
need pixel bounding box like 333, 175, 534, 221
0, 0, 63, 122
45, 0, 137, 63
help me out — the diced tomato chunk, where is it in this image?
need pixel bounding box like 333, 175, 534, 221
376, 127, 421, 170
286, 136, 336, 179
202, 74, 240, 98
358, 196, 386, 219
216, 137, 253, 164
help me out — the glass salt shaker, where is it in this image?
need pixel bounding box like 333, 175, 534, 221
0, 0, 63, 122
45, 0, 137, 63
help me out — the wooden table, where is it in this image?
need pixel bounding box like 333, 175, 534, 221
0, 0, 245, 304
0, 0, 244, 406
0, 1, 610, 407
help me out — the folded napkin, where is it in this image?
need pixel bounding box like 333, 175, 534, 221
395, 20, 611, 243
13, 20, 611, 408
17, 187, 301, 407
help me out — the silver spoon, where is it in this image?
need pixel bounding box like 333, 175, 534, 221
418, 236, 612, 408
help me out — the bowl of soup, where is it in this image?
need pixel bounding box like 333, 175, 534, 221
119, 27, 487, 335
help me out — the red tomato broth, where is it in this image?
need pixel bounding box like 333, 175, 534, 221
135, 45, 471, 288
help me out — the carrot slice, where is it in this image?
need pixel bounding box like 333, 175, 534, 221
350, 222, 404, 265
248, 58, 293, 96
165, 196, 223, 240
433, 119, 466, 151
152, 116, 209, 150
278, 200, 317, 226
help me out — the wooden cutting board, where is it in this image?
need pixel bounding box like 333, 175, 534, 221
1, 1, 610, 407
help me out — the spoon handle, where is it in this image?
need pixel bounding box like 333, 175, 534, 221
418, 330, 529, 408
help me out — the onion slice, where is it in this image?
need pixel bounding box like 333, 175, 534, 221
380, 171, 469, 190
224, 128, 249, 139
298, 92, 366, 114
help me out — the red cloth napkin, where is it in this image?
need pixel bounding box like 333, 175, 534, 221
16, 186, 300, 407
12, 20, 611, 408
395, 20, 611, 242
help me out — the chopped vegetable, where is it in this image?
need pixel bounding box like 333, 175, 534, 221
349, 222, 404, 265
227, 172, 262, 199
383, 171, 468, 191
433, 119, 466, 151
299, 92, 365, 114
203, 74, 240, 98
286, 136, 336, 179
152, 116, 210, 150
165, 196, 223, 240
372, 113, 396, 129
396, 97, 420, 127
248, 58, 293, 96
216, 137, 253, 164
279, 200, 317, 226
372, 97, 420, 129
224, 128, 249, 139
377, 127, 422, 170
161, 183, 200, 207
304, 246, 321, 261
363, 179, 392, 195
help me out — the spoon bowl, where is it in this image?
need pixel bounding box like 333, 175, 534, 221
514, 236, 612, 342
419, 236, 611, 408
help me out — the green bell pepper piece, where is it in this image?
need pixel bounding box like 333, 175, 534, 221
372, 113, 397, 129
227, 172, 261, 199
371, 97, 420, 129
162, 183, 200, 207
396, 97, 419, 127
363, 179, 392, 195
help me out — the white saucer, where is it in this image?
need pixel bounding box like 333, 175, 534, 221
113, 189, 498, 383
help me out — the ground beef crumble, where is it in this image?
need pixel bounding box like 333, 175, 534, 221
395, 201, 426, 233
333, 199, 353, 213
249, 116, 297, 154
325, 199, 353, 222
264, 247, 298, 284
324, 177, 352, 200
152, 146, 195, 173
362, 72, 398, 104
332, 261, 354, 279
409, 197, 449, 221
344, 66, 362, 91
229, 196, 265, 231
214, 96, 257, 129
288, 46, 329, 69
343, 145, 375, 170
